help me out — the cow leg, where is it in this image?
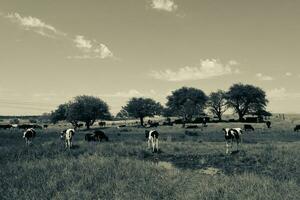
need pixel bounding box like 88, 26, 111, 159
155, 139, 159, 152
152, 139, 155, 153
148, 139, 151, 149
225, 141, 229, 154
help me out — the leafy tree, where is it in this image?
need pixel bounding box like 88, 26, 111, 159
226, 83, 268, 121
67, 95, 111, 129
50, 103, 68, 124
123, 97, 163, 126
208, 90, 228, 121
166, 87, 208, 121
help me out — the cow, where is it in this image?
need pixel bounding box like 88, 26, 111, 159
266, 121, 271, 129
18, 124, 34, 129
85, 130, 109, 142
244, 124, 255, 131
0, 124, 12, 129
145, 130, 159, 153
222, 128, 243, 154
294, 125, 300, 132
93, 130, 109, 141
98, 121, 106, 127
23, 128, 36, 145
43, 124, 48, 129
61, 129, 75, 149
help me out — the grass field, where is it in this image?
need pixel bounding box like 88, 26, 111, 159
1, 121, 300, 200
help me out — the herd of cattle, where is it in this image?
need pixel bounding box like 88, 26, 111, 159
2, 120, 300, 154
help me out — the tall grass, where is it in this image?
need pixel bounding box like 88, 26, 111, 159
0, 123, 300, 199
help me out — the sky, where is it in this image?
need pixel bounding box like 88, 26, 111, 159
0, 0, 300, 115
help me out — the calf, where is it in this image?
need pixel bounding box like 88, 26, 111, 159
222, 128, 243, 154
244, 124, 255, 131
266, 121, 271, 129
23, 128, 36, 145
61, 129, 75, 149
145, 130, 159, 153
294, 125, 300, 132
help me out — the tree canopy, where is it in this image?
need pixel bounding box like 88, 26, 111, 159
123, 97, 163, 126
166, 87, 208, 121
208, 90, 228, 121
50, 95, 111, 129
226, 83, 268, 121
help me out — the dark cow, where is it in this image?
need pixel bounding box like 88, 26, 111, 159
294, 125, 300, 132
185, 125, 199, 129
98, 122, 106, 127
85, 130, 109, 142
23, 128, 36, 145
244, 124, 255, 131
222, 128, 243, 154
43, 124, 48, 128
266, 121, 271, 129
145, 130, 159, 153
18, 124, 34, 129
0, 124, 12, 129
149, 122, 159, 128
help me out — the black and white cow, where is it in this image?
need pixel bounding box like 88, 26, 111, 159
23, 128, 36, 145
222, 128, 243, 154
145, 130, 159, 153
61, 129, 75, 149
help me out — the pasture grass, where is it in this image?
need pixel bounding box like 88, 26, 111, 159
0, 122, 300, 199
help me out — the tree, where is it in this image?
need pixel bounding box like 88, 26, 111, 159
226, 83, 268, 121
166, 87, 208, 121
116, 108, 130, 124
67, 95, 111, 129
208, 90, 228, 121
123, 97, 163, 126
50, 103, 68, 124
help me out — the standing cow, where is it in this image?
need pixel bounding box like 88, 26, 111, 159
23, 128, 36, 145
61, 129, 75, 149
222, 128, 243, 154
145, 130, 159, 153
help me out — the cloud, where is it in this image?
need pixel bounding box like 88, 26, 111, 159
150, 59, 240, 82
151, 0, 178, 12
70, 35, 113, 59
100, 89, 157, 98
255, 73, 274, 81
267, 88, 300, 100
285, 72, 292, 76
5, 12, 66, 37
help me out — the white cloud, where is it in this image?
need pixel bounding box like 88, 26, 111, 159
151, 0, 178, 12
71, 35, 113, 59
150, 59, 240, 82
285, 72, 292, 76
5, 12, 66, 37
100, 89, 157, 98
255, 73, 274, 81
267, 87, 300, 100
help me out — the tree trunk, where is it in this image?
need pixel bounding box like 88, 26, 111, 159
238, 112, 244, 122
86, 122, 90, 130
140, 117, 144, 126
218, 113, 222, 121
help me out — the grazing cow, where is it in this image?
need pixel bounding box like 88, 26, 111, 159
145, 130, 159, 153
18, 124, 34, 129
98, 122, 106, 127
222, 128, 243, 154
294, 125, 300, 132
61, 129, 75, 149
43, 124, 48, 128
94, 130, 109, 141
0, 124, 12, 129
244, 124, 255, 131
23, 128, 36, 145
266, 121, 271, 129
185, 125, 199, 129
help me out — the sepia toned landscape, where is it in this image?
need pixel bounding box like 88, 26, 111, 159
1, 0, 300, 199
